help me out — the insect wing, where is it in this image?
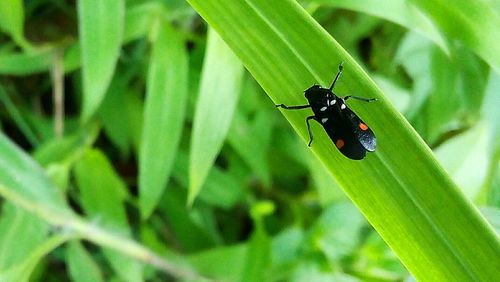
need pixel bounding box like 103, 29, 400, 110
343, 107, 376, 152
322, 117, 367, 160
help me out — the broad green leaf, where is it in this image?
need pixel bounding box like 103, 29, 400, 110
78, 0, 124, 121
74, 149, 142, 282
67, 242, 104, 282
185, 0, 500, 280
139, 22, 188, 219
409, 0, 500, 71
189, 28, 244, 205
0, 48, 53, 75
306, 0, 448, 53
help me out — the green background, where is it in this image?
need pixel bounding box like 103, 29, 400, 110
0, 0, 498, 281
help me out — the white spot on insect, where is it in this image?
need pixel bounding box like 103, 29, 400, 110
330, 99, 336, 106
321, 118, 328, 123
341, 104, 346, 110
320, 106, 327, 111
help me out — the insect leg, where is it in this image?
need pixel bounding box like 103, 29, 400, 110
306, 116, 315, 146
343, 95, 377, 102
276, 104, 310, 110
329, 62, 344, 90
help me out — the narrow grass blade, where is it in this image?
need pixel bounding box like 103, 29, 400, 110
0, 84, 40, 146
78, 0, 124, 122
186, 0, 500, 280
139, 22, 189, 219
188, 28, 243, 205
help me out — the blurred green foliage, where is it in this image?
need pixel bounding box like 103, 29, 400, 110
0, 0, 498, 281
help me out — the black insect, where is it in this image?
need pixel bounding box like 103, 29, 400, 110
276, 63, 377, 160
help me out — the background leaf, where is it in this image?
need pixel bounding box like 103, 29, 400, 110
189, 28, 244, 205
0, 204, 49, 271
409, 0, 500, 71
139, 21, 189, 219
66, 242, 104, 282
74, 148, 142, 282
0, 0, 29, 50
78, 0, 124, 121
0, 49, 54, 75
306, 0, 448, 53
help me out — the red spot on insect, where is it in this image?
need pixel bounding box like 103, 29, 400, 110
336, 139, 345, 149
359, 123, 368, 131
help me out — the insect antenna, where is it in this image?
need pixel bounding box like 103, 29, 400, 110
329, 62, 344, 91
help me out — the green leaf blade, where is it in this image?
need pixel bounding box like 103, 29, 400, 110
0, 133, 68, 214
67, 242, 104, 282
0, 49, 53, 75
139, 22, 189, 219
78, 0, 124, 122
186, 0, 500, 280
188, 28, 244, 205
